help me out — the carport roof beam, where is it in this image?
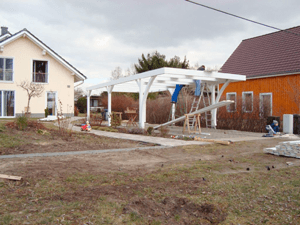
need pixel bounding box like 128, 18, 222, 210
87, 67, 246, 93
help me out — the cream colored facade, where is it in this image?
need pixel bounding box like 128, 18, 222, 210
0, 29, 86, 118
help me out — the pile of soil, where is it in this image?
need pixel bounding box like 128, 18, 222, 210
1, 122, 147, 155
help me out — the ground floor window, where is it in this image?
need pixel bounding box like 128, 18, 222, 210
242, 91, 253, 113
226, 92, 236, 112
0, 90, 15, 117
260, 93, 272, 117
90, 99, 98, 107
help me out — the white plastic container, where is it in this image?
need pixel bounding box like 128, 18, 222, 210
283, 114, 293, 134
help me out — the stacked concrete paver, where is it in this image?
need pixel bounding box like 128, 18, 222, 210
264, 141, 300, 158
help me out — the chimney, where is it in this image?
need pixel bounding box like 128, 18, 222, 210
1, 27, 8, 36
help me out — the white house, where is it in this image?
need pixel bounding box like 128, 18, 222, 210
0, 27, 86, 118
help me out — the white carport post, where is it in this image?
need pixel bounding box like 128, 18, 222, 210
137, 76, 157, 129
106, 85, 114, 126
168, 88, 176, 123
212, 79, 231, 128
136, 79, 144, 128
216, 80, 230, 103
210, 85, 217, 128
87, 90, 92, 121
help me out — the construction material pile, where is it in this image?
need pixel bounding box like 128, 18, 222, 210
264, 140, 300, 158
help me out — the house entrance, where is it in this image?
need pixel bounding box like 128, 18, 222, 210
47, 92, 57, 116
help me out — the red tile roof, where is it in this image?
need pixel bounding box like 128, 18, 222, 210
220, 26, 300, 78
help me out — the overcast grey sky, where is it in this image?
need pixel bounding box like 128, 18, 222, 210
1, 0, 299, 91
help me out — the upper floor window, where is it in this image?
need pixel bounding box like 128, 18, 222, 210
32, 60, 48, 83
0, 58, 13, 81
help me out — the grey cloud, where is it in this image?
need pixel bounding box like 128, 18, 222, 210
0, 0, 299, 83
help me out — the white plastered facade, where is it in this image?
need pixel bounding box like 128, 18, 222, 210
86, 67, 246, 128
0, 30, 86, 117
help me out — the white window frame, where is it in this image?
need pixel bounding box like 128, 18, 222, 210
45, 91, 58, 116
0, 57, 14, 83
0, 89, 16, 118
259, 92, 272, 116
32, 59, 49, 84
226, 92, 237, 112
242, 91, 253, 113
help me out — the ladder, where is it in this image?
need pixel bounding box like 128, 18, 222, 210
189, 83, 214, 129
188, 85, 205, 129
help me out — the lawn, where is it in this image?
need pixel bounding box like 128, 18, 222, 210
0, 119, 300, 224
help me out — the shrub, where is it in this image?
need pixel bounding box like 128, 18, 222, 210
102, 94, 136, 120
16, 115, 28, 130
146, 89, 193, 125
217, 95, 269, 132
57, 100, 73, 140
74, 106, 79, 116
89, 114, 103, 126
76, 97, 87, 113
110, 112, 122, 128
146, 97, 172, 124
44, 107, 49, 117
147, 126, 154, 135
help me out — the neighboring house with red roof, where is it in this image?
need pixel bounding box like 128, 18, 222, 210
0, 27, 86, 118
220, 26, 300, 120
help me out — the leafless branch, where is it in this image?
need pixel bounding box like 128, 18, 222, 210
18, 80, 45, 113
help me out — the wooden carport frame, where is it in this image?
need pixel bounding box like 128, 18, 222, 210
86, 67, 246, 129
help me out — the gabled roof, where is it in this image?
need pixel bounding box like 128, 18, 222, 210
0, 28, 87, 82
220, 26, 300, 78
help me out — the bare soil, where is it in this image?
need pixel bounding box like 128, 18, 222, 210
0, 126, 152, 155
1, 124, 300, 224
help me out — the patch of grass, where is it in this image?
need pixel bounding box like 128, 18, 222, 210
0, 132, 24, 148
174, 214, 180, 221
0, 123, 6, 132
1, 215, 13, 225
1, 139, 300, 224
93, 126, 118, 132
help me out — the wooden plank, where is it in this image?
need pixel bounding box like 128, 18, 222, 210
154, 100, 234, 129
0, 174, 22, 181
194, 137, 230, 145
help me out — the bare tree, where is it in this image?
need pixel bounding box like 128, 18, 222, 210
74, 87, 86, 100
287, 78, 300, 113
111, 66, 123, 80
18, 80, 45, 113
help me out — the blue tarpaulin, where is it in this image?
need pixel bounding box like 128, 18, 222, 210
194, 80, 201, 96
171, 84, 184, 103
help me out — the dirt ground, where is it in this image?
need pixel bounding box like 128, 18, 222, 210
1, 124, 300, 224
0, 126, 152, 155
